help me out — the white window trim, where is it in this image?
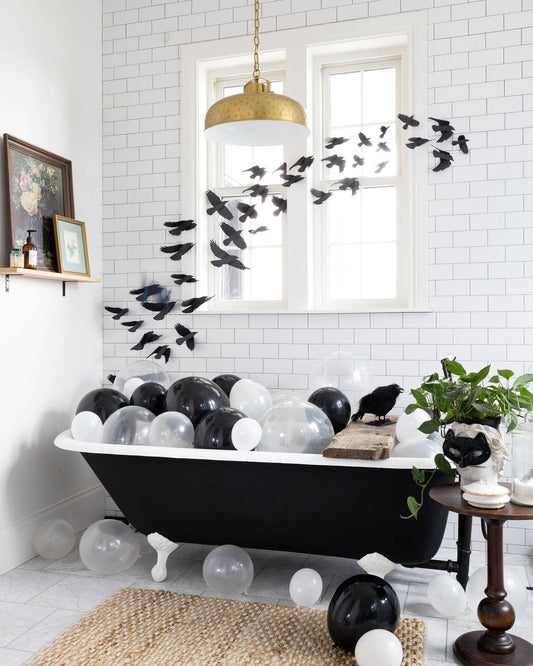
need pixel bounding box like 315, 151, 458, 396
181, 12, 428, 314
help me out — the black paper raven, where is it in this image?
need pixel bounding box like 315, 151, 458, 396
352, 154, 365, 168
398, 113, 419, 129
131, 331, 161, 351
334, 177, 359, 196
148, 345, 171, 364
321, 154, 345, 173
105, 306, 128, 320
430, 117, 454, 142
181, 295, 214, 313
237, 202, 257, 223
220, 222, 247, 250
164, 219, 196, 236
325, 136, 349, 149
210, 240, 248, 270
290, 156, 314, 172
406, 137, 429, 149
175, 323, 197, 351
351, 384, 403, 426
206, 190, 232, 220
311, 188, 332, 205
171, 273, 198, 285
452, 135, 469, 154
357, 132, 372, 147
249, 226, 269, 234
272, 196, 287, 216
243, 184, 269, 202
160, 243, 194, 261
121, 320, 143, 333
280, 173, 304, 187
243, 165, 266, 180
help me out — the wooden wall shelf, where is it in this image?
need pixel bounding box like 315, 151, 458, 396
0, 267, 100, 295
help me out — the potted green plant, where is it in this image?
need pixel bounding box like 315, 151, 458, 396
403, 360, 533, 519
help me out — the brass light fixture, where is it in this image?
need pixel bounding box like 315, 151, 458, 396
204, 0, 310, 146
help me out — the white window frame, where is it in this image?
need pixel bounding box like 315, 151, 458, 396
181, 12, 428, 313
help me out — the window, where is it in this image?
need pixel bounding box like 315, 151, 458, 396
182, 13, 427, 313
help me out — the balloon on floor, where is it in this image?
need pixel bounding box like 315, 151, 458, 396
289, 568, 323, 607
79, 519, 139, 575
202, 544, 254, 595
33, 519, 75, 560
427, 574, 467, 617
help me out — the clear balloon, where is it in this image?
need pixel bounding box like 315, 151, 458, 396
395, 408, 431, 443
148, 411, 194, 447
258, 401, 334, 454
427, 574, 467, 617
123, 377, 145, 401
71, 411, 103, 443
271, 392, 303, 405
354, 629, 403, 666
230, 379, 273, 421
32, 519, 75, 559
113, 360, 169, 395
391, 438, 443, 459
466, 566, 528, 615
202, 544, 254, 595
102, 405, 154, 445
289, 568, 323, 607
231, 417, 262, 451
311, 351, 370, 407
79, 519, 139, 575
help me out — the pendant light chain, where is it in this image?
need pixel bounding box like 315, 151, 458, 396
252, 0, 261, 81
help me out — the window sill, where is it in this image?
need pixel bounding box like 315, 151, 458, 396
194, 307, 432, 315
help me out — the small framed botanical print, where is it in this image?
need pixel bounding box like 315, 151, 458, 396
53, 215, 90, 277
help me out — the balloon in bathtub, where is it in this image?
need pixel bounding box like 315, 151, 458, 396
76, 388, 129, 423
102, 405, 154, 446
113, 359, 170, 395
149, 411, 194, 448
71, 411, 103, 443
194, 407, 246, 450
130, 382, 167, 416
203, 544, 254, 595
166, 376, 230, 428
258, 401, 334, 454
311, 351, 370, 406
230, 379, 273, 422
80, 519, 139, 575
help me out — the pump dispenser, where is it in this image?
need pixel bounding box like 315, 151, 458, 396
23, 229, 37, 269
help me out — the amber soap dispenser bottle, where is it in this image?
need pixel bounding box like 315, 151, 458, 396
23, 229, 37, 269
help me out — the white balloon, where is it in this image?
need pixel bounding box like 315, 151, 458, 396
230, 379, 273, 421
123, 377, 145, 400
354, 629, 403, 666
202, 544, 254, 595
71, 411, 103, 443
396, 408, 430, 443
80, 519, 139, 575
149, 411, 194, 447
466, 566, 528, 615
289, 568, 323, 607
32, 519, 75, 559
427, 574, 467, 617
231, 417, 262, 451
391, 438, 443, 459
102, 405, 154, 445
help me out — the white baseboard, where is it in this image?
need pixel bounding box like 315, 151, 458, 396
0, 484, 105, 575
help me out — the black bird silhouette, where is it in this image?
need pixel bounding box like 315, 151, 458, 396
121, 320, 143, 333
171, 273, 198, 285
142, 300, 176, 320
130, 284, 163, 302
321, 154, 345, 173
210, 240, 248, 270
375, 161, 389, 173
131, 331, 161, 351
406, 137, 429, 149
274, 162, 288, 176
290, 155, 314, 172
148, 345, 171, 364
432, 146, 453, 172
352, 154, 365, 168
379, 125, 389, 138
160, 243, 194, 261
281, 173, 304, 187
357, 132, 372, 147
398, 113, 419, 129
311, 188, 332, 205
105, 306, 128, 320
334, 177, 360, 196
237, 202, 257, 223
181, 295, 214, 313
271, 196, 287, 216
376, 141, 391, 153
107, 374, 116, 384
430, 117, 454, 142
221, 222, 247, 250
164, 219, 196, 235
325, 136, 349, 149
243, 165, 266, 180
351, 384, 403, 425
175, 323, 197, 351
249, 226, 269, 234
243, 184, 269, 202
452, 134, 469, 154
206, 190, 233, 220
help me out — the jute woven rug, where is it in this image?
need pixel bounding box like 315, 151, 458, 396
27, 588, 426, 666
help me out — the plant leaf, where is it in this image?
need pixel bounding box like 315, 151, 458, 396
406, 496, 420, 520
488, 375, 499, 383
445, 360, 466, 376
435, 453, 455, 477
418, 418, 440, 434
411, 388, 428, 407
498, 369, 514, 380
513, 373, 533, 389
472, 401, 502, 416
405, 403, 419, 415
471, 365, 491, 386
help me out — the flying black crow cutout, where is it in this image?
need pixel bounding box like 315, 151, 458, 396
220, 222, 247, 250
206, 190, 233, 220
311, 188, 332, 205
398, 113, 419, 129
237, 201, 257, 223
131, 331, 161, 351
375, 161, 389, 173
325, 136, 349, 149
181, 295, 214, 313
121, 320, 143, 333
406, 137, 429, 149
105, 306, 128, 320
210, 240, 248, 270
452, 135, 469, 154
148, 345, 171, 364
142, 300, 176, 321
107, 374, 116, 384
321, 154, 346, 173
274, 162, 287, 176
243, 184, 269, 202
164, 219, 196, 236
334, 177, 360, 196
249, 226, 269, 234
432, 146, 453, 172
175, 323, 197, 351
130, 284, 163, 302
352, 154, 365, 168
377, 141, 390, 153
171, 273, 198, 285
430, 117, 454, 142
160, 243, 194, 261
271, 196, 287, 216
243, 165, 266, 180
379, 125, 389, 138
281, 173, 305, 187
290, 156, 314, 172
357, 132, 372, 147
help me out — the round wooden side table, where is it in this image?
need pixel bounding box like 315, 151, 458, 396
430, 483, 533, 666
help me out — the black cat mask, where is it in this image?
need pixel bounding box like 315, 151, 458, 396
443, 430, 491, 468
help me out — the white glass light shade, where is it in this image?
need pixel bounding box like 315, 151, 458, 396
205, 119, 310, 146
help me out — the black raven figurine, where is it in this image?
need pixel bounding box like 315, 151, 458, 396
351, 384, 403, 426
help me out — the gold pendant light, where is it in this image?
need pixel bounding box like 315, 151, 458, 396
204, 0, 310, 146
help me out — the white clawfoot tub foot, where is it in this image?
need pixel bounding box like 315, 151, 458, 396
147, 532, 179, 582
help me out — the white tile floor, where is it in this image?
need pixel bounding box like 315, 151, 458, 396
0, 536, 531, 665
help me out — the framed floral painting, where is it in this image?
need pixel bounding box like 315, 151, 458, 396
53, 215, 90, 277
3, 134, 74, 271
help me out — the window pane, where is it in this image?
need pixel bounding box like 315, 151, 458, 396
362, 67, 396, 123
328, 193, 361, 244
361, 186, 396, 242
329, 71, 361, 128
329, 244, 361, 300
361, 242, 396, 299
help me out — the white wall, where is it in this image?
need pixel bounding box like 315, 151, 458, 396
100, 0, 533, 556
0, 0, 104, 573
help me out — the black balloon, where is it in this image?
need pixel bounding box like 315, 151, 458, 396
166, 376, 230, 428
327, 574, 400, 652
308, 387, 351, 434
130, 382, 167, 416
193, 407, 245, 450
212, 373, 241, 397
76, 388, 129, 423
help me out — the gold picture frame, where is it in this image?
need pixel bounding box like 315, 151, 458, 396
53, 215, 90, 277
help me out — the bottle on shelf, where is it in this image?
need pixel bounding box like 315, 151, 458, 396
23, 229, 38, 269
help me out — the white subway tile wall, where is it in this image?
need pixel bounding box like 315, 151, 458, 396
101, 0, 533, 556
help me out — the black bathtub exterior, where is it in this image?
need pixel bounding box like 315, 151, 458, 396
82, 452, 449, 565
